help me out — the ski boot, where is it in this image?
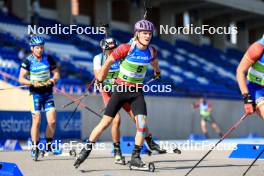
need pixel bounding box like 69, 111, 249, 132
73, 142, 92, 169
145, 134, 167, 154
114, 148, 126, 165
31, 147, 39, 161
43, 140, 54, 157
128, 149, 155, 172
39, 139, 54, 157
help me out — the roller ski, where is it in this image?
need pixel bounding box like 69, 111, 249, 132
128, 161, 155, 172
40, 148, 77, 157
173, 147, 182, 154
42, 139, 77, 157
128, 151, 155, 172
145, 134, 167, 154
74, 143, 92, 169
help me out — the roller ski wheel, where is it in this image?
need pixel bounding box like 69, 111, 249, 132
173, 148, 181, 154
148, 162, 155, 172
74, 158, 81, 169
128, 161, 155, 172
69, 149, 77, 157
74, 155, 84, 169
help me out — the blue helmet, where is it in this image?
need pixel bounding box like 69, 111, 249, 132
30, 35, 45, 47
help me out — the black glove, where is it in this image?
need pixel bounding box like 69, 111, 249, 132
46, 82, 54, 89
43, 79, 55, 89
94, 80, 103, 89
46, 81, 54, 88
242, 93, 254, 114
153, 71, 161, 80
242, 93, 253, 104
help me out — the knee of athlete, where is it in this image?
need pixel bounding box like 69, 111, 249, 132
211, 123, 217, 128
100, 123, 109, 131
201, 123, 205, 128
112, 114, 121, 127
48, 120, 56, 128
32, 113, 41, 127
201, 125, 207, 131
47, 108, 56, 115
136, 115, 147, 137
256, 105, 264, 119
100, 117, 113, 130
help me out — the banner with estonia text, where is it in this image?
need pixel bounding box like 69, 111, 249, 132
0, 111, 81, 139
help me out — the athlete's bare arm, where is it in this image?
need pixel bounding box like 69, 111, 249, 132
236, 42, 264, 94
51, 68, 60, 83
97, 55, 115, 82
150, 58, 161, 74
94, 69, 100, 80
19, 68, 32, 86
236, 57, 252, 94
97, 44, 130, 82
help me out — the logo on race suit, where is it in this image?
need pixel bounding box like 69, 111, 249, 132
29, 57, 50, 71
111, 61, 120, 68
21, 63, 27, 68
130, 54, 149, 61
256, 77, 262, 82
45, 102, 53, 106
135, 55, 149, 60
34, 99, 40, 107
31, 65, 49, 71
128, 52, 150, 61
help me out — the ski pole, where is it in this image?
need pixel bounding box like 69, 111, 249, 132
185, 113, 249, 176
61, 78, 95, 108
55, 87, 102, 118
243, 148, 264, 176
